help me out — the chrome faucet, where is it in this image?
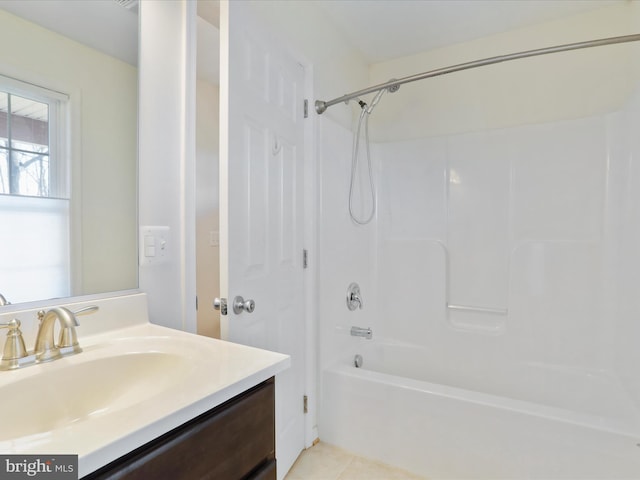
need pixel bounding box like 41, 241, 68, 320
0, 293, 10, 306
1, 305, 98, 370
34, 305, 98, 363
350, 326, 373, 340
346, 283, 364, 311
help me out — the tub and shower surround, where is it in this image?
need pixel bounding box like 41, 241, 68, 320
375, 112, 609, 356
316, 86, 640, 476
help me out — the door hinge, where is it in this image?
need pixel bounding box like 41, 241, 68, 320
304, 99, 309, 118
303, 395, 308, 414
303, 249, 308, 269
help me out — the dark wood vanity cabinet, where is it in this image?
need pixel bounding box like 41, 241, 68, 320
84, 377, 276, 480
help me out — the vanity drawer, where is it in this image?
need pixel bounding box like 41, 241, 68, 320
85, 377, 276, 480
251, 459, 276, 480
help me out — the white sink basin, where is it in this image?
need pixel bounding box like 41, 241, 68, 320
0, 350, 190, 441
0, 293, 290, 477
0, 321, 289, 475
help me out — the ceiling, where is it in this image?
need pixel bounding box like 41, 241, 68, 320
0, 0, 138, 65
312, 0, 626, 63
0, 0, 628, 80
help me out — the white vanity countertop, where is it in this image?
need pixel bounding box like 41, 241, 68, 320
0, 293, 290, 477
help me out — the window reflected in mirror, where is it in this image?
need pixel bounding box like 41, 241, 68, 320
0, 2, 138, 305
0, 77, 71, 302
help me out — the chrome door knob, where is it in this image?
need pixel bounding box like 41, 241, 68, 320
213, 298, 227, 315
244, 299, 256, 313
233, 296, 256, 314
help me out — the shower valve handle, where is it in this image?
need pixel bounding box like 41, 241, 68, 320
347, 283, 363, 311
350, 292, 363, 309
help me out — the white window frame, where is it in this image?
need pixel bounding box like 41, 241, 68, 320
0, 74, 72, 302
0, 73, 69, 198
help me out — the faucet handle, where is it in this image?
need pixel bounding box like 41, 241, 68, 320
58, 326, 81, 352
0, 319, 29, 370
56, 306, 96, 353
346, 283, 364, 311
38, 305, 99, 323
72, 305, 99, 317
57, 305, 97, 352
0, 318, 19, 328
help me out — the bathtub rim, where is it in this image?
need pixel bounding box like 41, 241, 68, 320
326, 362, 640, 439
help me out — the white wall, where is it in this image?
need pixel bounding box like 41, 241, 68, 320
138, 0, 196, 332
0, 8, 138, 297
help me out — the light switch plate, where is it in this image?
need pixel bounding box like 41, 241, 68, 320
139, 226, 170, 266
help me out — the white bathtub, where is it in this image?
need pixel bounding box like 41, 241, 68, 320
320, 340, 640, 479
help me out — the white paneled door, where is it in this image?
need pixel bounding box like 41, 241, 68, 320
220, 2, 306, 478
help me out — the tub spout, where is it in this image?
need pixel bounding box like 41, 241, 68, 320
351, 326, 372, 340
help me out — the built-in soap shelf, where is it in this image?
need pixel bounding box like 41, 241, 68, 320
446, 304, 508, 315
423, 240, 509, 333
429, 240, 510, 316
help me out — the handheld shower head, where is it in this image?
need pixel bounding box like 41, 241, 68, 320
364, 78, 399, 114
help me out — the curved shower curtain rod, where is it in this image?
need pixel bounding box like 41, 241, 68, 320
314, 33, 640, 115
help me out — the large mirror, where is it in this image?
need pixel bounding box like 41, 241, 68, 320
0, 0, 138, 305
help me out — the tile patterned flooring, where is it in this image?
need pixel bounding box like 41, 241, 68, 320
285, 442, 427, 480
